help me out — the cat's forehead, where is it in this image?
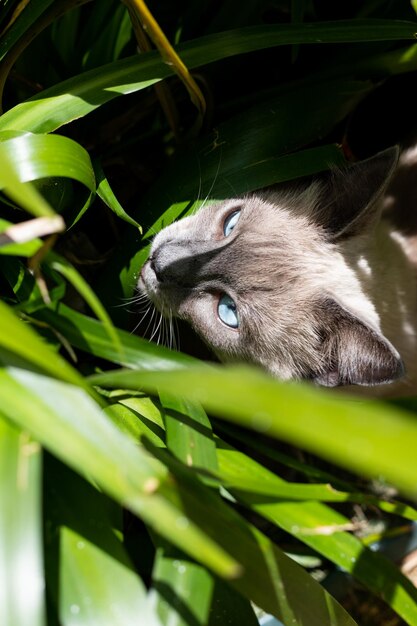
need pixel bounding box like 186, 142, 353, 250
197, 187, 322, 237
189, 194, 328, 295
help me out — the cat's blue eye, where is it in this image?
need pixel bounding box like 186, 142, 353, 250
218, 294, 239, 329
223, 209, 241, 237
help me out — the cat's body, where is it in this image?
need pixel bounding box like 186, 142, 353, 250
139, 146, 417, 396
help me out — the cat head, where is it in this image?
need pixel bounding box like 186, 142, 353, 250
139, 147, 405, 387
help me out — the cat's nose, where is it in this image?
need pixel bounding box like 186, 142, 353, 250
150, 253, 165, 282
149, 243, 193, 286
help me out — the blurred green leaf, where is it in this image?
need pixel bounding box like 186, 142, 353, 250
116, 393, 417, 624
89, 365, 417, 498
0, 415, 45, 626
150, 538, 261, 626
0, 365, 241, 579
150, 540, 216, 626
43, 457, 158, 626
217, 443, 417, 518
216, 439, 417, 625
0, 298, 86, 388
108, 397, 357, 625
161, 393, 218, 477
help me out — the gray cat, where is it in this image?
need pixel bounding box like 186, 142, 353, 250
138, 146, 417, 396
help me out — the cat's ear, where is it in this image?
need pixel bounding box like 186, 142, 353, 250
317, 146, 399, 239
313, 299, 404, 387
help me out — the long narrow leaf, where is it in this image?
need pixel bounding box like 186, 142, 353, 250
88, 365, 417, 498
43, 457, 160, 626
35, 303, 195, 369
47, 251, 123, 361
0, 365, 240, 579
94, 160, 141, 229
0, 150, 54, 217
0, 415, 45, 626
0, 133, 95, 191
0, 20, 416, 133
114, 393, 417, 625
0, 298, 86, 388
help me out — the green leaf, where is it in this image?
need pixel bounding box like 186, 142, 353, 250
94, 160, 141, 230
46, 251, 123, 362
81, 3, 131, 70
217, 443, 417, 519
0, 298, 86, 388
0, 365, 240, 579
208, 577, 260, 626
216, 439, 417, 625
161, 393, 218, 477
150, 541, 216, 626
115, 395, 417, 625
43, 456, 159, 626
0, 0, 55, 62
150, 540, 260, 626
0, 149, 55, 217
148, 445, 357, 626
88, 365, 417, 498
109, 398, 357, 625
0, 20, 416, 133
0, 133, 95, 193
0, 415, 45, 626
104, 395, 166, 446
35, 303, 195, 369
7, 375, 353, 626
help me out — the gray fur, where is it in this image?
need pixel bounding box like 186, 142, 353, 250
139, 146, 417, 396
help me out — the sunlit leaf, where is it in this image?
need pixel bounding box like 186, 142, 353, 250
0, 415, 45, 626
89, 365, 417, 498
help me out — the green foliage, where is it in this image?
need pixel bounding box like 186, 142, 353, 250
1, 2, 417, 625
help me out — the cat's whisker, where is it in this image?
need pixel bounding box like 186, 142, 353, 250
163, 310, 169, 347
130, 298, 154, 335
169, 313, 174, 350
197, 148, 223, 213
166, 310, 172, 349
173, 318, 180, 351
196, 155, 203, 205
149, 310, 164, 343
157, 308, 165, 347
114, 289, 151, 309
141, 304, 158, 339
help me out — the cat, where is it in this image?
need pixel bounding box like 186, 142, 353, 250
138, 145, 417, 396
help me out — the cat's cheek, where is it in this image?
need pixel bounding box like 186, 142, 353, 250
179, 297, 241, 355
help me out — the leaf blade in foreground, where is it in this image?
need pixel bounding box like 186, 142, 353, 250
89, 365, 417, 497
